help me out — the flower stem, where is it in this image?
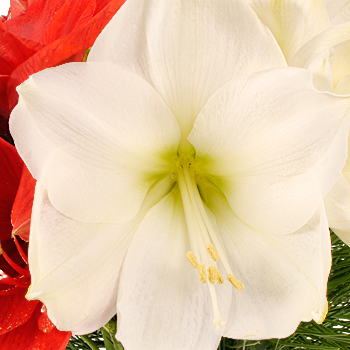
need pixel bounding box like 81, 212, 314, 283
80, 335, 99, 350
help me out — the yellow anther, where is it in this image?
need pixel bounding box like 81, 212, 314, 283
198, 263, 207, 284
216, 269, 224, 284
207, 266, 217, 284
208, 266, 224, 284
206, 243, 219, 262
186, 251, 199, 269
227, 273, 244, 291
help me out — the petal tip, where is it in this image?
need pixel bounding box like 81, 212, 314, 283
312, 298, 329, 324
16, 76, 35, 95
26, 286, 43, 301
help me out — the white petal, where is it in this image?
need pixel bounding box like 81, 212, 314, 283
189, 68, 350, 234
324, 131, 350, 245
210, 194, 331, 339
10, 63, 180, 223
306, 48, 334, 92
326, 0, 350, 25
290, 21, 350, 69
335, 75, 350, 94
89, 0, 286, 140
116, 188, 232, 350
331, 38, 350, 89
324, 174, 350, 233
26, 183, 139, 334
248, 0, 330, 62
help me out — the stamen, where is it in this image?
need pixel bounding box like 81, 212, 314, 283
208, 266, 216, 284
177, 171, 201, 260
186, 251, 199, 269
206, 243, 219, 262
198, 263, 207, 283
182, 168, 213, 250
13, 236, 28, 264
227, 273, 244, 291
208, 283, 227, 332
208, 266, 224, 284
1, 248, 30, 277
0, 272, 29, 288
190, 181, 245, 292
177, 159, 241, 332
216, 268, 224, 284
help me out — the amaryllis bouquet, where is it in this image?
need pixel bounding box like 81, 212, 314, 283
2, 0, 350, 350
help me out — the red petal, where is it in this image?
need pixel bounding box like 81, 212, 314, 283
5, 0, 99, 45
0, 75, 9, 119
9, 0, 28, 18
38, 0, 96, 45
37, 310, 55, 333
8, 35, 45, 52
95, 0, 114, 13
0, 138, 23, 241
11, 165, 36, 242
0, 286, 38, 335
0, 27, 36, 74
7, 0, 126, 110
0, 26, 37, 135
5, 0, 68, 42
72, 0, 97, 32
0, 304, 71, 349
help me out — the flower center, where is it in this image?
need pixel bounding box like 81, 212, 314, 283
175, 154, 243, 331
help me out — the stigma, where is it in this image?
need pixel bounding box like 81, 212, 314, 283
176, 154, 243, 331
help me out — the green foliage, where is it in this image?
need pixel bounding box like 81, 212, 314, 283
66, 231, 350, 350
65, 332, 105, 350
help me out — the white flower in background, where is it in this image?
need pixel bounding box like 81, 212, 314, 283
9, 0, 350, 349
247, 0, 350, 245
326, 0, 350, 26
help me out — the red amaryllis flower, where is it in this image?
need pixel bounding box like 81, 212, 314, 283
0, 137, 71, 349
0, 0, 126, 140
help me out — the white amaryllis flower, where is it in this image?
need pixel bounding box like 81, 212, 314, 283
247, 0, 350, 245
9, 0, 350, 348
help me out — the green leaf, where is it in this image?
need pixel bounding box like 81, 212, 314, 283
102, 327, 116, 350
